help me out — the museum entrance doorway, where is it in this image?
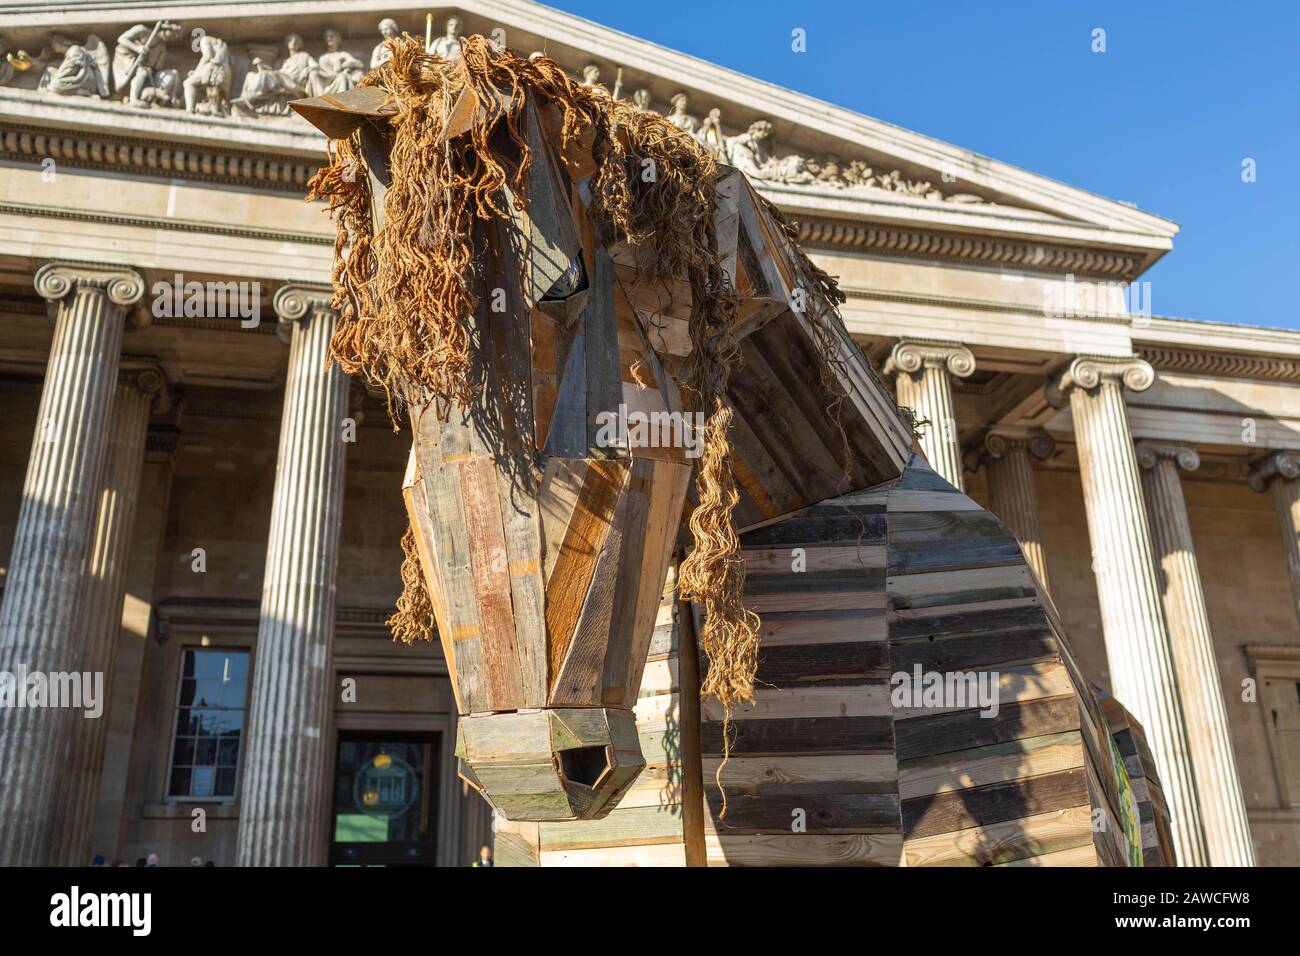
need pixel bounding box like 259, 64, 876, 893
328, 730, 440, 866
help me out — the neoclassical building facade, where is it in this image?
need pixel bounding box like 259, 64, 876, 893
0, 0, 1298, 866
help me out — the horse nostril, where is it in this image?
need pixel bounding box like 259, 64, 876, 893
558, 745, 611, 789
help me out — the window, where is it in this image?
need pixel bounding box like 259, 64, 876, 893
1265, 678, 1300, 807
1246, 645, 1300, 808
167, 649, 250, 800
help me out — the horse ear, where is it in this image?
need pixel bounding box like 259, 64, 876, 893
289, 86, 396, 138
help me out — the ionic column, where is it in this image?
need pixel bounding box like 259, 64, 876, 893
236, 286, 349, 866
1249, 452, 1300, 631
970, 426, 1055, 589
1137, 442, 1255, 866
53, 364, 169, 865
1049, 356, 1208, 866
884, 340, 974, 490
0, 262, 144, 866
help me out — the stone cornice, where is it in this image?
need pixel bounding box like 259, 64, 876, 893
0, 117, 319, 192
1140, 345, 1300, 384
883, 339, 975, 379
1135, 441, 1200, 473
33, 261, 146, 307
797, 217, 1147, 280
1248, 451, 1300, 492
1046, 355, 1155, 406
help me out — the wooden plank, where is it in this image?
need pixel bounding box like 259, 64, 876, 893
701, 682, 892, 722
542, 331, 589, 459
751, 641, 891, 684
740, 511, 887, 548
995, 843, 1099, 867
888, 564, 1035, 609
704, 792, 900, 835
887, 602, 1050, 641
888, 510, 1025, 573
536, 804, 686, 851
415, 450, 489, 713
551, 464, 632, 705
705, 754, 899, 793
598, 457, 653, 703
583, 246, 624, 455
457, 456, 525, 709
888, 628, 1058, 675
893, 696, 1081, 761
756, 608, 888, 646
674, 584, 708, 867
901, 804, 1094, 867
544, 458, 627, 696
891, 661, 1076, 720
901, 766, 1089, 839
706, 832, 903, 867
700, 715, 894, 755
618, 460, 691, 705
539, 841, 687, 867
743, 545, 886, 576
539, 456, 588, 583
510, 100, 582, 308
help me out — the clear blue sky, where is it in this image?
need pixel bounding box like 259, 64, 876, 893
548, 0, 1300, 330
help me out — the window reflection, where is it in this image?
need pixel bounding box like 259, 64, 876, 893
167, 649, 249, 799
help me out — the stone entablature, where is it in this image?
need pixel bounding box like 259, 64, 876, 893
1, 15, 988, 206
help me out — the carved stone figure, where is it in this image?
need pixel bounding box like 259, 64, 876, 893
112, 21, 183, 108
276, 33, 320, 95
666, 92, 697, 134
428, 16, 463, 60
696, 107, 725, 158
371, 18, 399, 69
631, 88, 652, 112
183, 33, 231, 115
318, 29, 365, 90
230, 39, 307, 119
807, 153, 847, 187
37, 33, 110, 98
580, 64, 602, 87
725, 119, 815, 185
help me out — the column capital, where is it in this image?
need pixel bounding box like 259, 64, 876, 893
1248, 450, 1300, 492
1046, 355, 1155, 407
274, 284, 336, 345
1136, 441, 1200, 474
965, 425, 1055, 472
34, 262, 146, 309
119, 358, 174, 414
883, 339, 976, 379
273, 284, 336, 323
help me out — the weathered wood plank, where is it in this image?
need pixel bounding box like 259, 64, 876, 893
893, 696, 1082, 760
706, 832, 903, 867
700, 715, 895, 755
544, 458, 627, 697
457, 456, 525, 709
901, 766, 1089, 839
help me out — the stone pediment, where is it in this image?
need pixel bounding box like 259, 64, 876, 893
0, 0, 1177, 262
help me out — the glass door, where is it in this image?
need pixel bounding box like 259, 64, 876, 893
329, 731, 439, 866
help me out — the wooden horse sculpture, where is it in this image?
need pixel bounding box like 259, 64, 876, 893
294, 41, 1169, 864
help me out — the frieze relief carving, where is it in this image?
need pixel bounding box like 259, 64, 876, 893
0, 17, 990, 204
